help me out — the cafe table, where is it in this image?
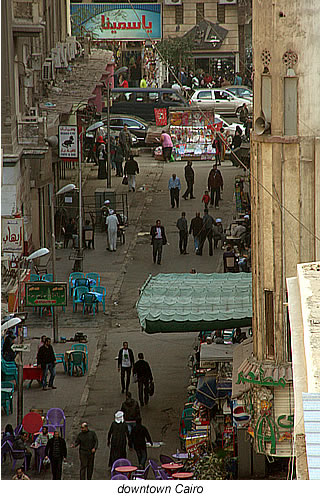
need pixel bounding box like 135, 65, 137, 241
172, 472, 194, 480
23, 365, 42, 388
172, 452, 194, 461
161, 463, 184, 475
114, 465, 137, 479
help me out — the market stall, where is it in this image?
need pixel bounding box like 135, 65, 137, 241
136, 272, 252, 333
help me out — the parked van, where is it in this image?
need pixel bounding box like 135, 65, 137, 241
104, 88, 188, 123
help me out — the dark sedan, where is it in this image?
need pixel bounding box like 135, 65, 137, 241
101, 114, 149, 144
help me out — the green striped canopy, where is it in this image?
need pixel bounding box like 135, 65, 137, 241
136, 273, 252, 333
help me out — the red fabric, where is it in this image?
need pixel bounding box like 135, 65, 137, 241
23, 365, 42, 381
154, 108, 167, 126
120, 80, 128, 88
22, 412, 43, 434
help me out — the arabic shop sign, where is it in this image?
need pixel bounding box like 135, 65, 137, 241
70, 4, 162, 41
25, 282, 67, 307
236, 367, 286, 388
1, 217, 24, 253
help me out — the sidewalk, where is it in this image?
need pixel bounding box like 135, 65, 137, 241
1, 154, 240, 479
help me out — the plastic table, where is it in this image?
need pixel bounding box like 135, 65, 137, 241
161, 463, 184, 475
23, 365, 42, 388
115, 465, 137, 479
172, 472, 194, 480
172, 453, 194, 460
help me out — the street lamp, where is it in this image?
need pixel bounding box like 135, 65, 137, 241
105, 66, 128, 188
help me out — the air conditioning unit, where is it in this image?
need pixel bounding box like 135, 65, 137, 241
31, 53, 42, 71
51, 47, 62, 69
57, 42, 68, 68
66, 37, 76, 59
24, 69, 34, 88
219, 0, 237, 5
164, 0, 182, 5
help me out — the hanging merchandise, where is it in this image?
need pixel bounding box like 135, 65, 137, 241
154, 108, 167, 126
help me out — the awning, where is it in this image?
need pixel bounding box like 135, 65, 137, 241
136, 273, 252, 334
196, 377, 232, 409
200, 343, 236, 367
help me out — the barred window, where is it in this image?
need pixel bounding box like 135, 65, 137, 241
196, 3, 204, 24
175, 5, 184, 25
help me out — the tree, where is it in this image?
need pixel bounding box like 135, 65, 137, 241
156, 36, 195, 70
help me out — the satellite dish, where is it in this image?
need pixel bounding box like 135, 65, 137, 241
26, 248, 50, 261
1, 317, 22, 331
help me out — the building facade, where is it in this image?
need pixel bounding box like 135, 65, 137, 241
246, 0, 320, 459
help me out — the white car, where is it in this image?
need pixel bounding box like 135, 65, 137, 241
190, 88, 252, 117
215, 115, 246, 139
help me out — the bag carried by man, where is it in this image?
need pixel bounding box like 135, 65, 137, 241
122, 176, 128, 185
149, 380, 155, 397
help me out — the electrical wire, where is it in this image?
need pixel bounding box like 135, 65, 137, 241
120, 0, 320, 245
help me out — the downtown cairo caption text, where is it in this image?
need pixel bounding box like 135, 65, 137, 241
116, 483, 204, 495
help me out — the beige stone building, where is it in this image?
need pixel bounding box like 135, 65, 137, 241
241, 0, 320, 461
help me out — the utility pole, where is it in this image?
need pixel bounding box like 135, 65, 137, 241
16, 259, 24, 426
107, 79, 111, 188
50, 183, 58, 343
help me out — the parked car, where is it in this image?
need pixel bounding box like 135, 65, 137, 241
104, 88, 188, 123
190, 88, 253, 117
222, 85, 253, 101
215, 114, 246, 140
100, 114, 149, 144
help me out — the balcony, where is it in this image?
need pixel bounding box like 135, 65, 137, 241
17, 116, 48, 149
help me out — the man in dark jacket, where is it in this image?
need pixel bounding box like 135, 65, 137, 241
2, 330, 16, 361
124, 154, 139, 192
208, 164, 224, 209
189, 212, 203, 254
45, 430, 67, 480
176, 212, 188, 255
131, 418, 152, 469
199, 208, 214, 256
121, 392, 141, 448
133, 353, 153, 407
150, 220, 167, 264
72, 422, 98, 480
119, 124, 132, 160
12, 432, 32, 470
182, 161, 195, 200
118, 341, 135, 394
37, 337, 56, 390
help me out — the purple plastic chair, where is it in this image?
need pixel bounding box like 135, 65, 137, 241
46, 408, 66, 438
6, 440, 29, 471
149, 459, 162, 479
111, 474, 129, 480
1, 437, 13, 464
160, 454, 175, 464
111, 458, 132, 477
35, 445, 47, 473
159, 469, 172, 480
132, 463, 151, 480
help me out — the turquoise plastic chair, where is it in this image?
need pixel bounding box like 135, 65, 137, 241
92, 286, 106, 312
68, 351, 86, 376
1, 381, 14, 415
71, 344, 88, 372
85, 273, 101, 286
42, 273, 53, 282
55, 353, 67, 373
72, 286, 89, 312
82, 293, 98, 316
69, 272, 85, 297
30, 274, 40, 281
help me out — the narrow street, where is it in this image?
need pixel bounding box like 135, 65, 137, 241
2, 154, 241, 480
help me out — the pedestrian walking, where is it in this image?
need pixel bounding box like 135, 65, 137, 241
121, 392, 141, 449
208, 164, 224, 209
150, 219, 167, 264
189, 212, 203, 254
37, 337, 56, 390
133, 353, 153, 407
131, 418, 153, 469
182, 161, 195, 199
214, 132, 223, 166
45, 430, 67, 480
201, 190, 211, 210
124, 154, 139, 192
168, 173, 181, 208
96, 135, 107, 179
213, 218, 225, 249
107, 411, 129, 468
71, 422, 98, 480
199, 208, 214, 256
83, 219, 94, 249
176, 212, 188, 255
2, 329, 16, 361
114, 137, 124, 176
106, 209, 119, 252
119, 124, 132, 160
160, 130, 173, 162
118, 341, 135, 394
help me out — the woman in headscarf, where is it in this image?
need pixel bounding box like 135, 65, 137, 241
107, 411, 129, 468
96, 135, 107, 180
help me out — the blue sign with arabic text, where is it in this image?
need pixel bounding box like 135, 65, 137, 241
71, 4, 162, 41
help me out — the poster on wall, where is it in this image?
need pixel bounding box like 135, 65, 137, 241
1, 217, 24, 253
70, 4, 162, 41
58, 125, 78, 160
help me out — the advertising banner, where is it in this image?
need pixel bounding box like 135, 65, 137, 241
25, 282, 67, 307
1, 217, 24, 253
58, 125, 78, 159
70, 4, 162, 41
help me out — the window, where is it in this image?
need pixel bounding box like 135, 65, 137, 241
217, 4, 225, 24
197, 90, 212, 100
265, 290, 275, 358
110, 118, 122, 127
284, 77, 298, 135
175, 5, 184, 25
214, 90, 229, 100
123, 119, 144, 129
196, 3, 204, 24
